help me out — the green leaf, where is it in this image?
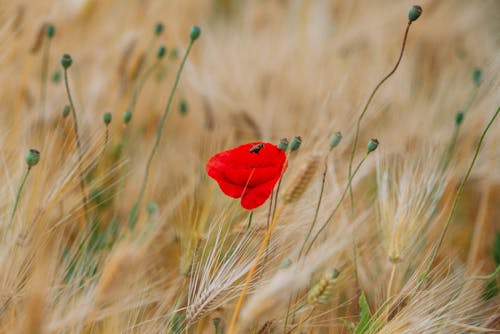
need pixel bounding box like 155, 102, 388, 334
354, 293, 372, 334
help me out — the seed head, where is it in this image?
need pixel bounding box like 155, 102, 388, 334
278, 138, 289, 151
329, 132, 342, 150
62, 105, 70, 118
154, 22, 164, 36
60, 53, 73, 69
26, 149, 40, 167
367, 138, 379, 153
472, 68, 482, 87
123, 111, 132, 124
408, 5, 423, 22
103, 112, 112, 125
157, 45, 166, 59
290, 136, 302, 152
45, 24, 55, 38
190, 26, 201, 41
455, 112, 464, 125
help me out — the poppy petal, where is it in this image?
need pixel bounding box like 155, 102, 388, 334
240, 176, 280, 210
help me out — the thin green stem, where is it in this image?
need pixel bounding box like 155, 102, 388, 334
6, 167, 31, 236
128, 40, 194, 228
63, 67, 90, 223
419, 107, 500, 286
306, 153, 369, 256
298, 159, 328, 259
347, 21, 412, 213
40, 37, 51, 116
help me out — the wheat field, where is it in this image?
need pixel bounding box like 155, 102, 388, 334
0, 0, 499, 333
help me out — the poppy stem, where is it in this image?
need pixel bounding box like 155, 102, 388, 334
128, 39, 195, 229
6, 166, 31, 237
63, 67, 90, 224
305, 153, 369, 256
347, 21, 412, 215
418, 106, 499, 287
227, 204, 286, 333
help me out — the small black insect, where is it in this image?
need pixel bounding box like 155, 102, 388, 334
249, 143, 264, 154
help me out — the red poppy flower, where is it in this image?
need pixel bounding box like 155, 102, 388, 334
206, 142, 287, 210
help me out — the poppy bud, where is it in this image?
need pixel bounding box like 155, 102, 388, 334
179, 99, 188, 115
408, 5, 422, 22
329, 132, 342, 150
455, 112, 464, 125
123, 111, 132, 123
62, 105, 70, 118
61, 53, 73, 69
52, 69, 61, 83
26, 149, 40, 167
278, 138, 289, 151
147, 201, 158, 215
367, 138, 379, 153
103, 112, 112, 125
154, 22, 164, 36
45, 24, 55, 38
157, 45, 166, 59
290, 136, 302, 152
472, 68, 482, 87
189, 26, 201, 41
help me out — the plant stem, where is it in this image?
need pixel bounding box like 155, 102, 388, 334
419, 107, 500, 286
227, 204, 286, 333
63, 67, 90, 223
298, 159, 328, 259
347, 21, 412, 213
128, 40, 194, 229
305, 153, 369, 256
6, 167, 31, 237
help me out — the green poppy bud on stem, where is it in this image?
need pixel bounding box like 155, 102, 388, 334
25, 149, 40, 167
367, 138, 379, 153
189, 26, 201, 41
179, 99, 188, 114
154, 22, 164, 36
472, 68, 482, 87
278, 138, 289, 151
103, 112, 112, 125
61, 53, 73, 69
329, 132, 342, 150
455, 112, 464, 125
408, 5, 423, 22
157, 45, 166, 59
62, 105, 70, 118
290, 136, 302, 152
45, 24, 55, 38
123, 111, 132, 124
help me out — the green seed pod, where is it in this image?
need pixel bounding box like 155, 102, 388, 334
62, 105, 70, 118
472, 68, 482, 87
329, 131, 342, 150
278, 138, 289, 151
455, 112, 464, 125
408, 5, 423, 22
189, 26, 201, 41
123, 111, 132, 124
367, 138, 379, 153
147, 201, 158, 215
46, 24, 55, 38
179, 99, 188, 115
60, 53, 73, 69
290, 136, 302, 152
103, 112, 112, 125
52, 69, 61, 83
157, 45, 166, 59
154, 22, 164, 36
26, 149, 40, 167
